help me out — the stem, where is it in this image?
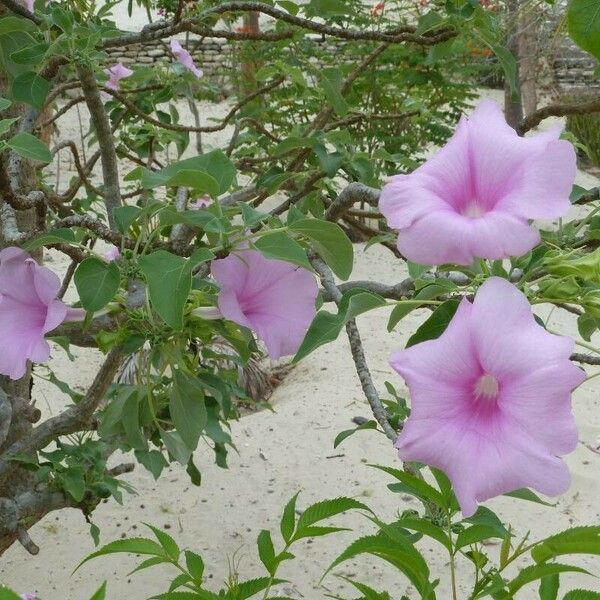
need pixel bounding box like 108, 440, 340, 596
447, 514, 458, 600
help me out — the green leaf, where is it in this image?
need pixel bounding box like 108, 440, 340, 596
280, 492, 299, 543
234, 577, 284, 600
74, 257, 120, 312
141, 151, 236, 194
0, 117, 18, 135
161, 429, 192, 466
406, 299, 460, 347
185, 550, 204, 582
144, 523, 180, 561
88, 581, 107, 600
22, 228, 76, 250
0, 589, 21, 600
532, 526, 600, 564
62, 469, 86, 502
0, 97, 12, 111
396, 517, 452, 552
333, 419, 377, 448
170, 370, 206, 451
296, 497, 371, 534
254, 231, 313, 271
165, 170, 220, 198
7, 132, 51, 162
11, 71, 50, 109
568, 0, 600, 61
257, 529, 277, 575
324, 532, 432, 596
563, 591, 600, 600
455, 524, 506, 550
290, 218, 353, 280
539, 573, 559, 600
504, 488, 554, 506
320, 70, 348, 116
139, 251, 192, 330
0, 16, 37, 34
113, 205, 141, 234
11, 43, 49, 65
294, 289, 385, 361
135, 449, 168, 480
507, 564, 590, 595
491, 44, 519, 99
373, 464, 448, 509
76, 537, 166, 570
387, 281, 456, 332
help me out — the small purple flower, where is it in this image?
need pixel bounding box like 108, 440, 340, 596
190, 195, 212, 209
104, 63, 133, 91
22, 0, 34, 11
212, 249, 318, 359
0, 248, 84, 380
21, 593, 37, 600
103, 245, 121, 262
170, 40, 203, 79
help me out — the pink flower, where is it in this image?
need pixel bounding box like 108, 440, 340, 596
379, 100, 576, 265
391, 277, 585, 517
21, 594, 36, 600
104, 63, 133, 91
169, 40, 203, 79
190, 196, 212, 209
103, 245, 121, 262
0, 248, 84, 380
211, 250, 318, 359
22, 0, 34, 11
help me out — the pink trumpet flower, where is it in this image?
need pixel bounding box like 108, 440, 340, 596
380, 99, 576, 265
0, 248, 84, 380
212, 249, 318, 359
391, 277, 585, 517
104, 63, 133, 91
170, 40, 204, 79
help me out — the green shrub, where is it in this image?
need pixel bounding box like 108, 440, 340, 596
565, 94, 600, 167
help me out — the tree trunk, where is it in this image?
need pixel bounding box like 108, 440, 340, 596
518, 7, 538, 116
504, 0, 524, 129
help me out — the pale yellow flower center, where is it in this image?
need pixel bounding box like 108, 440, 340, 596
474, 373, 500, 400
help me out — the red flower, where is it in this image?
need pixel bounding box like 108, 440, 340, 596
370, 2, 385, 17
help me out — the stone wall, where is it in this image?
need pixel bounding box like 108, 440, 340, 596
104, 33, 598, 92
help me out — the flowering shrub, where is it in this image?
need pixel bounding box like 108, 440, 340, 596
0, 0, 600, 599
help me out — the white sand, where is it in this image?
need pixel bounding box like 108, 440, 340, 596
1, 91, 600, 599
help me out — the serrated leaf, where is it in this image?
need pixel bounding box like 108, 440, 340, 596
76, 537, 166, 571
185, 550, 204, 582
280, 492, 299, 543
144, 523, 179, 561
257, 529, 276, 575
455, 524, 506, 550
532, 526, 600, 564
296, 497, 370, 533
507, 563, 590, 595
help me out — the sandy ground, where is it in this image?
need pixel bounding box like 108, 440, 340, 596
1, 89, 600, 599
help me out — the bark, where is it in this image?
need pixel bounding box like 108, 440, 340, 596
518, 7, 538, 116
504, 0, 524, 129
